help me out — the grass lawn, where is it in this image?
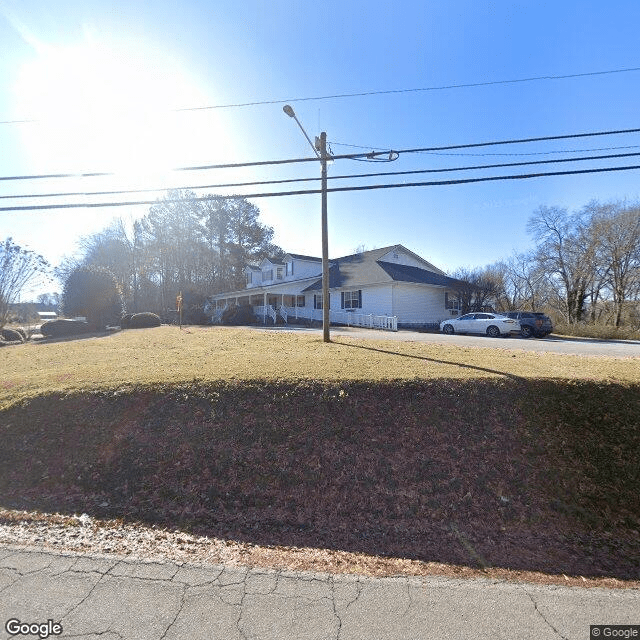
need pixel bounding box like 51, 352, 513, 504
1, 326, 639, 583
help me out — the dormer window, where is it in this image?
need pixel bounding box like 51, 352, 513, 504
276, 266, 284, 279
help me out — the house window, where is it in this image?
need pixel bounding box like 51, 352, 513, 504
286, 261, 294, 276
276, 266, 284, 279
296, 295, 305, 307
445, 292, 461, 310
314, 293, 323, 309
262, 269, 273, 282
247, 272, 252, 285
341, 290, 362, 310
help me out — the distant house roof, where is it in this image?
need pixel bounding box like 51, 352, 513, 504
260, 257, 285, 267
377, 261, 463, 287
285, 253, 322, 262
302, 245, 464, 291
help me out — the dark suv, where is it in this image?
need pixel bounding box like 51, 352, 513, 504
503, 311, 553, 338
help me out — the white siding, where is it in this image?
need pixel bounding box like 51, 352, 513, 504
379, 248, 445, 275
392, 283, 448, 324
336, 284, 393, 315
290, 259, 322, 280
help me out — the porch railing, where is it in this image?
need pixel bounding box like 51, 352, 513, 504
253, 305, 277, 324
279, 305, 397, 331
210, 304, 228, 324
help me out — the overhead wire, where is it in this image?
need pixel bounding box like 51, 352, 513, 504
2, 163, 640, 212
4, 65, 637, 123
1, 126, 640, 183
3, 151, 640, 201
330, 142, 640, 157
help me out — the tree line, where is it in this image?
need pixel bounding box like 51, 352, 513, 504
56, 191, 283, 322
1, 194, 638, 331
450, 200, 640, 328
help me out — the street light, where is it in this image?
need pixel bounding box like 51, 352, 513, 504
283, 104, 331, 342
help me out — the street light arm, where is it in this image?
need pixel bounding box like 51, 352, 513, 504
283, 105, 320, 158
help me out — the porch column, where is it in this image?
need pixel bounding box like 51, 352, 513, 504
263, 292, 267, 324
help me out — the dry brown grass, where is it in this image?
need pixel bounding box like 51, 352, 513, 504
2, 326, 639, 584
2, 325, 639, 409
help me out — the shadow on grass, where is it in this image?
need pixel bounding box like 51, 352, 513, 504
334, 340, 524, 380
1, 378, 638, 579
31, 329, 119, 345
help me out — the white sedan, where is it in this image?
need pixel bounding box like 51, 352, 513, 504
440, 313, 520, 337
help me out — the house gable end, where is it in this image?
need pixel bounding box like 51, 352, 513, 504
378, 245, 445, 275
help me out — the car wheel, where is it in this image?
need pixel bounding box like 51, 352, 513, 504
442, 324, 454, 335
520, 326, 533, 338
486, 325, 500, 338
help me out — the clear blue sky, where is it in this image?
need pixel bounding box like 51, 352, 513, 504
1, 0, 640, 298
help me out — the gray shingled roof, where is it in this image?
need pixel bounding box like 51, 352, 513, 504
377, 261, 464, 287
302, 247, 464, 291
286, 253, 322, 262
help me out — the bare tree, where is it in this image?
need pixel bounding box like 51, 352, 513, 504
527, 206, 597, 324
586, 201, 640, 326
0, 238, 49, 328
449, 267, 500, 312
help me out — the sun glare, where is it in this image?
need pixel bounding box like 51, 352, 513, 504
14, 34, 230, 187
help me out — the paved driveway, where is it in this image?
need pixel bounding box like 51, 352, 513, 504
250, 326, 640, 358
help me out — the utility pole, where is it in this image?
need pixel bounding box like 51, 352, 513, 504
283, 105, 331, 342
317, 131, 330, 343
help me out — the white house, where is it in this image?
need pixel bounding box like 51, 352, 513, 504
207, 244, 463, 330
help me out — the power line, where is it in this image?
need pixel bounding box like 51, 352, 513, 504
174, 66, 640, 111
2, 126, 640, 183
2, 66, 638, 125
2, 163, 640, 212
337, 127, 640, 157
4, 151, 640, 201
330, 141, 640, 157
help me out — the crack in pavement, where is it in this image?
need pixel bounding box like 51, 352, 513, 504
159, 583, 187, 640
58, 560, 122, 627
520, 585, 570, 640
234, 568, 249, 640
3, 546, 637, 640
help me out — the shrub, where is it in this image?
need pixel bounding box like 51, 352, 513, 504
120, 314, 132, 329
1, 328, 24, 343
62, 266, 124, 329
40, 319, 94, 338
14, 327, 28, 341
179, 289, 208, 325
554, 323, 640, 341
128, 312, 161, 329
222, 304, 257, 326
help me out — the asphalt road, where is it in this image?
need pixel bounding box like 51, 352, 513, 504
250, 325, 640, 358
1, 547, 638, 640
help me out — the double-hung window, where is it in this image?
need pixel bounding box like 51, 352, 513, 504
445, 292, 461, 310
341, 290, 362, 310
